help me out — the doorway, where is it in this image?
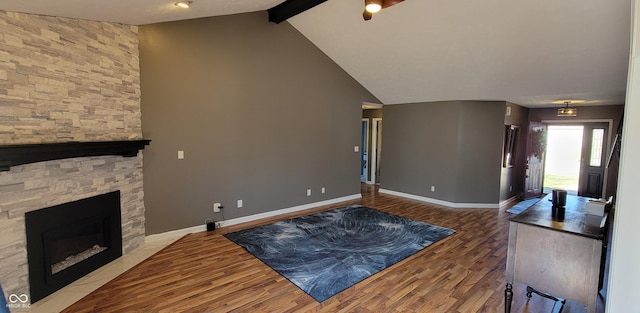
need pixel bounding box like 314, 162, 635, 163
370, 118, 382, 184
361, 119, 369, 182
362, 106, 383, 184
543, 125, 583, 195
542, 122, 609, 198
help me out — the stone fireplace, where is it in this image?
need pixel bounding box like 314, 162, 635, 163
0, 10, 145, 305
0, 154, 147, 304
0, 141, 150, 303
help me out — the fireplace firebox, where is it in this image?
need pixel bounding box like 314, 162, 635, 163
25, 191, 122, 302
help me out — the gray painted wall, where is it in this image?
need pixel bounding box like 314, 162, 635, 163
139, 12, 378, 234
380, 101, 504, 204
455, 102, 506, 203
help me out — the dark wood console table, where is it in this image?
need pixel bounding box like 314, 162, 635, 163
505, 194, 606, 313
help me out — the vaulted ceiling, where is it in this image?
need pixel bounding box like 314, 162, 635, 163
0, 0, 631, 108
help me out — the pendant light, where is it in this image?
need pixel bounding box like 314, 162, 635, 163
557, 101, 577, 117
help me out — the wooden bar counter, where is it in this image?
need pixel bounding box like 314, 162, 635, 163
505, 194, 605, 313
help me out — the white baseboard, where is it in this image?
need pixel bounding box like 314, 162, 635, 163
499, 194, 522, 209
216, 194, 362, 227
145, 224, 204, 243
145, 194, 362, 241
379, 189, 499, 209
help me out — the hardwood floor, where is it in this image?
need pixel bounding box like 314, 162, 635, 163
62, 185, 602, 312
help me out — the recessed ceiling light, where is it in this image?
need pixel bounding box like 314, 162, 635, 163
175, 1, 192, 9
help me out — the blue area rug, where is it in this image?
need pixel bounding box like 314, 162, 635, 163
506, 197, 542, 214
224, 205, 455, 302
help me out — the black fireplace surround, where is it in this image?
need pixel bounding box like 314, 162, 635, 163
25, 191, 122, 302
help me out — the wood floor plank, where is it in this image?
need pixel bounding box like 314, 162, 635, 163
62, 185, 603, 312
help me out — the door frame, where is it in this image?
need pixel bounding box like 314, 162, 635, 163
542, 118, 614, 199
361, 119, 370, 182
369, 118, 382, 185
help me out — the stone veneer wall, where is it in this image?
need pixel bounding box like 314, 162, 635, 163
0, 10, 144, 300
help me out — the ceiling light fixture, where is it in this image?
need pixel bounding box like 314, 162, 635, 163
557, 101, 577, 117
365, 0, 382, 13
175, 1, 192, 9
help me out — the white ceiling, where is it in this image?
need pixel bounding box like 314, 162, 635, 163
0, 0, 631, 108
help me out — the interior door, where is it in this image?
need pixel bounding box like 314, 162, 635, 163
578, 122, 609, 198
524, 122, 546, 199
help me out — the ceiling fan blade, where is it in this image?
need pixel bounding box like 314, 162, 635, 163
382, 0, 404, 9
363, 10, 373, 20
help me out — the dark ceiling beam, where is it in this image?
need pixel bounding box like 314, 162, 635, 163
268, 0, 327, 24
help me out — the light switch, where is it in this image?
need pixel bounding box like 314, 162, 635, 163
177, 151, 184, 159
354, 146, 359, 152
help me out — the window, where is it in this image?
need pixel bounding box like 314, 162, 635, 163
589, 129, 605, 167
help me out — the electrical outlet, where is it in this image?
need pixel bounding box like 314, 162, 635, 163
237, 199, 243, 208
430, 186, 435, 192
307, 189, 312, 196
321, 187, 326, 194
509, 185, 513, 192
213, 202, 222, 213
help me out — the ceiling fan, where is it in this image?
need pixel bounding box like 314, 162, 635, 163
363, 0, 405, 20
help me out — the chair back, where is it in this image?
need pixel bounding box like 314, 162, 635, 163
0, 283, 10, 313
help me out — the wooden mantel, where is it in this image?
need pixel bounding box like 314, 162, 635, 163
0, 140, 151, 172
